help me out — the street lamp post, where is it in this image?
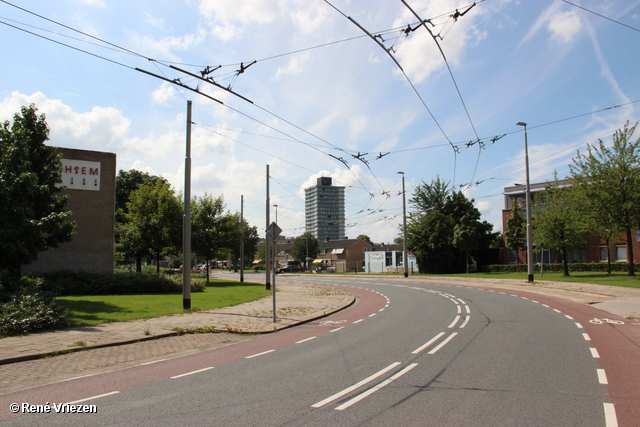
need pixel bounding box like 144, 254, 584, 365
516, 122, 534, 283
398, 172, 408, 278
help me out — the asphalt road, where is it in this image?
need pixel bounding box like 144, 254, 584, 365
1, 276, 634, 426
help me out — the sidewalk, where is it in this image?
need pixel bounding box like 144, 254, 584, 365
0, 281, 354, 365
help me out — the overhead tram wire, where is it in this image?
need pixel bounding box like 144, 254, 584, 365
561, 0, 640, 34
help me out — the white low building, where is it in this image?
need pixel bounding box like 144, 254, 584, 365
364, 251, 417, 274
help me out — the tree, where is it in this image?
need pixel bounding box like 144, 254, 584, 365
219, 212, 260, 272
120, 181, 182, 273
115, 169, 168, 224
291, 233, 318, 270
191, 194, 225, 280
0, 105, 76, 286
569, 121, 640, 276
407, 178, 494, 274
531, 178, 590, 276
357, 234, 373, 246
504, 203, 526, 272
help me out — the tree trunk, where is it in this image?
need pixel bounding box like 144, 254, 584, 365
562, 246, 570, 276
136, 256, 142, 272
626, 228, 636, 276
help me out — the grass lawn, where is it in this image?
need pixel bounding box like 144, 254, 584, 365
58, 280, 270, 326
426, 271, 640, 289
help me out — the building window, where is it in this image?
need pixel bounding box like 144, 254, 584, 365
616, 245, 627, 261
599, 246, 608, 262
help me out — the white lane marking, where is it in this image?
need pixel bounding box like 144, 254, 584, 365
428, 332, 459, 354
521, 296, 529, 300
603, 403, 619, 427
170, 367, 214, 379
368, 313, 377, 318
412, 332, 446, 354
597, 369, 608, 384
531, 300, 540, 304
311, 362, 402, 408
246, 349, 275, 359
296, 336, 317, 344
542, 304, 550, 308
139, 358, 168, 366
61, 373, 98, 382
590, 347, 600, 358
583, 333, 592, 341
68, 391, 120, 405
575, 323, 584, 329
378, 308, 385, 312
465, 305, 471, 314
448, 315, 461, 329
335, 364, 419, 411
459, 316, 470, 329
457, 305, 462, 314
553, 309, 562, 313
353, 319, 364, 324
330, 327, 344, 332
457, 298, 466, 305
565, 314, 574, 320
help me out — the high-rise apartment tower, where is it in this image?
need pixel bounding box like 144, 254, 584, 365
305, 177, 345, 240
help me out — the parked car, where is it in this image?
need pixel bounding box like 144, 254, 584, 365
277, 264, 301, 274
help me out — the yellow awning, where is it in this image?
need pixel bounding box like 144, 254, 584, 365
313, 259, 323, 263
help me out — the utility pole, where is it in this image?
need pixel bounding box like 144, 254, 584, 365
240, 195, 244, 283
265, 165, 271, 290
182, 100, 192, 310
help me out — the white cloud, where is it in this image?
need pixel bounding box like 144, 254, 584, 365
274, 52, 309, 79
547, 11, 582, 43
152, 82, 177, 106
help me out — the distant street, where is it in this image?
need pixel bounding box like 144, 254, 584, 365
1, 275, 637, 426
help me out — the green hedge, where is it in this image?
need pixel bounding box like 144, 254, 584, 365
38, 270, 205, 296
483, 262, 640, 273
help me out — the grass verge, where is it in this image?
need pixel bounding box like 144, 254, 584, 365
58, 279, 270, 326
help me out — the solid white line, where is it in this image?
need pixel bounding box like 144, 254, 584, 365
68, 391, 120, 405
412, 332, 446, 354
597, 369, 608, 384
583, 333, 592, 341
603, 403, 618, 427
459, 316, 470, 329
311, 362, 402, 408
353, 319, 364, 324
590, 347, 600, 358
428, 332, 458, 354
170, 366, 214, 379
330, 327, 344, 332
246, 349, 275, 359
448, 315, 461, 329
296, 336, 317, 344
335, 364, 419, 411
575, 322, 584, 329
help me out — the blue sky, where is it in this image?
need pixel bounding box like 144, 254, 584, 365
2, 0, 639, 244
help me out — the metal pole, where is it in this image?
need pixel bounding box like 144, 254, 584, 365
398, 171, 408, 278
517, 122, 534, 283
240, 195, 244, 283
183, 100, 192, 309
265, 165, 271, 290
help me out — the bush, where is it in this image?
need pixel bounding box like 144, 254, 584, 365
38, 270, 205, 296
483, 262, 640, 273
0, 277, 67, 337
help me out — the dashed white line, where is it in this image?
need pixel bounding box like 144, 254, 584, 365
412, 332, 446, 354
368, 313, 377, 318
428, 332, 458, 354
330, 327, 344, 332
565, 315, 574, 320
353, 319, 364, 324
296, 336, 317, 344
246, 349, 275, 359
575, 322, 584, 329
170, 367, 214, 379
583, 333, 592, 341
459, 316, 470, 329
603, 403, 618, 427
68, 391, 120, 405
448, 315, 461, 329
139, 358, 168, 366
311, 362, 402, 408
590, 347, 600, 358
335, 364, 419, 411
457, 305, 462, 314
465, 305, 471, 314
597, 369, 608, 384
553, 309, 562, 313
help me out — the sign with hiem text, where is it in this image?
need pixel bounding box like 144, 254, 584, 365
59, 159, 101, 191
